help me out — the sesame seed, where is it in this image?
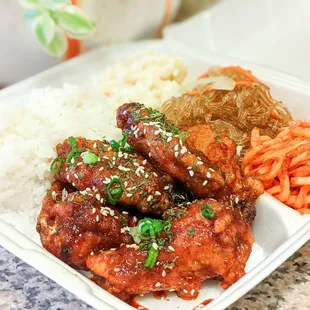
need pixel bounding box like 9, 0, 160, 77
96, 215, 99, 222
174, 144, 179, 151
235, 197, 239, 204
180, 147, 187, 154
147, 195, 153, 202
126, 193, 133, 197
71, 157, 75, 164
191, 289, 195, 296
203, 180, 208, 186
96, 194, 101, 200
154, 130, 160, 135
169, 289, 175, 292
72, 182, 75, 187
155, 191, 161, 196
210, 168, 215, 172
114, 268, 120, 272
167, 137, 172, 142
90, 251, 94, 255
93, 143, 97, 148
189, 170, 194, 177
77, 162, 83, 166
91, 208, 96, 214
124, 181, 128, 187
236, 145, 243, 156
206, 172, 211, 178
142, 159, 147, 165
187, 166, 192, 170
162, 270, 166, 277
183, 289, 188, 294
174, 152, 179, 157
164, 185, 170, 190
166, 132, 172, 137
152, 242, 159, 250
155, 282, 161, 288
149, 152, 152, 157
168, 246, 175, 252
197, 161, 203, 165
153, 172, 158, 177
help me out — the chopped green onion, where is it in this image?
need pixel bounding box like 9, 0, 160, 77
82, 151, 98, 165
109, 132, 133, 152
66, 136, 80, 164
68, 136, 77, 147
144, 246, 159, 268
50, 156, 62, 173
106, 178, 123, 204
200, 204, 216, 219
66, 150, 80, 164
129, 217, 172, 268
109, 140, 120, 150
187, 228, 196, 236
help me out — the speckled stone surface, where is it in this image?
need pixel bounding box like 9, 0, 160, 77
1, 242, 309, 310
1, 1, 309, 310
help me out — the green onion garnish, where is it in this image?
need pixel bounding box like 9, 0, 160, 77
66, 136, 80, 164
144, 246, 159, 268
82, 151, 98, 165
128, 217, 172, 269
200, 204, 216, 219
110, 132, 133, 152
106, 178, 123, 204
110, 140, 120, 150
50, 156, 62, 174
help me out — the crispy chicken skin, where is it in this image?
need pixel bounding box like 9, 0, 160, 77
37, 181, 136, 270
55, 137, 174, 215
116, 103, 225, 198
186, 124, 264, 223
86, 199, 253, 300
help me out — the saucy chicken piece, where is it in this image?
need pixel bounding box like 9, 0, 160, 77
37, 181, 136, 270
186, 124, 264, 223
54, 137, 174, 215
116, 103, 225, 198
86, 199, 253, 300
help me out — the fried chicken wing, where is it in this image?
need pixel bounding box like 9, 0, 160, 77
186, 124, 264, 223
54, 137, 174, 215
116, 103, 225, 198
86, 199, 253, 300
37, 181, 136, 270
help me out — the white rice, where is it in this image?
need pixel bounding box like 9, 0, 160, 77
0, 52, 186, 241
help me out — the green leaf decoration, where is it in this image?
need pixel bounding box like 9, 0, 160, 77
54, 5, 96, 36
33, 12, 56, 46
46, 27, 68, 58
19, 0, 42, 9
47, 0, 71, 10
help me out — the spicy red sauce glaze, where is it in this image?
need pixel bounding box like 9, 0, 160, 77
153, 290, 168, 300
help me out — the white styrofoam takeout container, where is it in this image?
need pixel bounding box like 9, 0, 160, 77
0, 39, 309, 310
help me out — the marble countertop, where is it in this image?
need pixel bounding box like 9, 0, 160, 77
0, 1, 309, 310
1, 241, 309, 310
